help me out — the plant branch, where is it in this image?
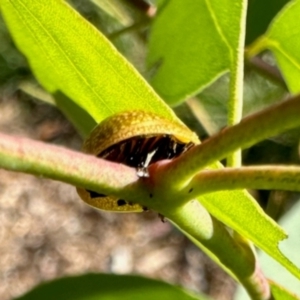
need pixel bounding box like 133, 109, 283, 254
176, 166, 300, 201
227, 0, 248, 167
165, 202, 270, 300
0, 133, 145, 200
155, 93, 300, 189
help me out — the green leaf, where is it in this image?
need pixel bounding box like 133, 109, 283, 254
247, 0, 300, 94
199, 189, 300, 281
270, 281, 300, 300
245, 0, 289, 45
0, 0, 176, 123
147, 0, 244, 105
53, 91, 97, 137
235, 201, 300, 299
14, 273, 210, 300
260, 200, 300, 295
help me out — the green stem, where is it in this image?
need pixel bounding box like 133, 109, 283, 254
164, 202, 270, 300
0, 133, 141, 198
177, 166, 300, 201
246, 36, 269, 58
156, 93, 300, 189
227, 0, 248, 167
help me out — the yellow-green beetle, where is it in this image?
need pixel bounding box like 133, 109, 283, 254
77, 110, 199, 212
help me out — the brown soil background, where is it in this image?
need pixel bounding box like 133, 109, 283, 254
0, 91, 236, 300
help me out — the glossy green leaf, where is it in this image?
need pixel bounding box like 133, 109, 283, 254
14, 274, 209, 300
147, 0, 244, 104
0, 0, 176, 124
248, 0, 300, 94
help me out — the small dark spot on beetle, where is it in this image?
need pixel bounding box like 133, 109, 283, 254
188, 188, 193, 193
149, 193, 153, 198
158, 214, 166, 223
142, 206, 149, 211
128, 201, 134, 206
117, 199, 127, 206
87, 190, 107, 198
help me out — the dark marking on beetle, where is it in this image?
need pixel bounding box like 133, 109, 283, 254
87, 190, 107, 198
149, 193, 153, 198
117, 199, 127, 206
188, 188, 193, 193
159, 214, 166, 223
99, 135, 196, 171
